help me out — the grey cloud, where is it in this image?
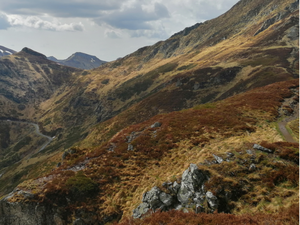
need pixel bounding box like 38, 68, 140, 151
154, 2, 169, 18
0, 13, 10, 29
105, 30, 121, 39
6, 14, 84, 31
0, 0, 123, 18
95, 2, 170, 30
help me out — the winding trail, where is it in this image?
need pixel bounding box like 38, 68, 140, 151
277, 103, 299, 143
29, 122, 53, 152
1, 119, 53, 153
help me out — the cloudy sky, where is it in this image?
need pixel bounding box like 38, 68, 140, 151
0, 0, 240, 61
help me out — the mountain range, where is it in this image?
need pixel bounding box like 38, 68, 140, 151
48, 52, 107, 70
0, 0, 298, 224
0, 46, 16, 58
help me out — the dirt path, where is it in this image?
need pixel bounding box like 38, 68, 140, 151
29, 123, 53, 152
277, 102, 299, 143
2, 120, 53, 152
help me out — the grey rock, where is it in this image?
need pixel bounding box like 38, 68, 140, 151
226, 152, 234, 158
253, 144, 273, 153
127, 132, 137, 143
159, 192, 173, 206
69, 149, 77, 154
142, 186, 163, 210
150, 122, 162, 128
213, 154, 223, 164
62, 151, 70, 160
127, 144, 134, 151
287, 24, 299, 40
108, 143, 116, 152
176, 80, 182, 87
249, 164, 256, 171
175, 204, 183, 211
193, 192, 206, 205
206, 191, 219, 210
172, 181, 181, 193
19, 191, 35, 199
193, 83, 200, 90
177, 164, 207, 205
246, 149, 253, 155
132, 202, 150, 219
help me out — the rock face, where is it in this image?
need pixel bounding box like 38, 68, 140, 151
254, 0, 299, 36
133, 164, 216, 218
0, 196, 66, 225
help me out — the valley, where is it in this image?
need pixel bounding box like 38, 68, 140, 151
0, 0, 298, 224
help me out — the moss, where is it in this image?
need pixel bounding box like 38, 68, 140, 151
65, 171, 99, 197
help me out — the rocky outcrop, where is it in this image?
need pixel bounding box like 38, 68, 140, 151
133, 164, 215, 218
254, 0, 299, 36
0, 192, 66, 225
253, 143, 273, 153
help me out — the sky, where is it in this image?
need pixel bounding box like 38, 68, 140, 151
0, 0, 240, 61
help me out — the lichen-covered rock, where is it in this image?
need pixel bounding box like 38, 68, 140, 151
132, 164, 211, 218
142, 186, 163, 210
253, 144, 273, 153
127, 144, 134, 151
213, 154, 223, 164
132, 203, 150, 219
150, 122, 162, 128
159, 192, 173, 206
249, 164, 256, 171
177, 164, 207, 205
206, 191, 219, 210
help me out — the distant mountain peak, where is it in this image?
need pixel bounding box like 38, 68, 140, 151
0, 45, 16, 58
21, 47, 47, 59
48, 52, 107, 70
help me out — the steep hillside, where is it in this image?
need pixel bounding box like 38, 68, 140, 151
0, 79, 298, 224
0, 48, 83, 194
0, 47, 82, 120
48, 52, 107, 70
0, 46, 16, 58
0, 0, 298, 224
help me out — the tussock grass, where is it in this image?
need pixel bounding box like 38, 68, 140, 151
27, 79, 299, 222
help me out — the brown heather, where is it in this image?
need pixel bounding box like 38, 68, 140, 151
38, 79, 299, 221
116, 203, 299, 225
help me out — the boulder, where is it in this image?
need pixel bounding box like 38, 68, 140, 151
127, 144, 134, 151
249, 164, 256, 171
132, 202, 150, 219
150, 122, 162, 128
206, 191, 219, 210
159, 192, 173, 206
142, 186, 163, 210
172, 181, 181, 193
246, 149, 253, 155
253, 144, 273, 153
177, 164, 207, 205
213, 154, 223, 164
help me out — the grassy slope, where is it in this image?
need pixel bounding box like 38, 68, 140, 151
0, 0, 298, 223
12, 79, 298, 223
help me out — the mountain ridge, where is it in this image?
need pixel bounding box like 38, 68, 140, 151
47, 52, 107, 70
0, 0, 298, 224
0, 46, 16, 58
